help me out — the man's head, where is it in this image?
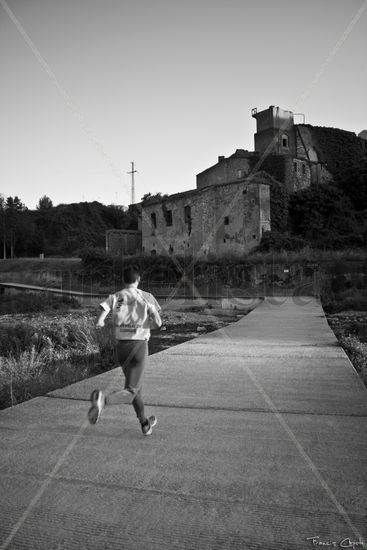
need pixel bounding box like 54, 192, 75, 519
123, 266, 141, 286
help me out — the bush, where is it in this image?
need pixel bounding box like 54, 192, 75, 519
79, 251, 188, 286
255, 231, 307, 253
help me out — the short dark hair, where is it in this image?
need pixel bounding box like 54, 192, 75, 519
123, 266, 140, 284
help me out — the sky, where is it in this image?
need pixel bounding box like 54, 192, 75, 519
1, 0, 366, 209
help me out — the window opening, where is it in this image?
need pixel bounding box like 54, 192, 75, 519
184, 205, 191, 223
150, 212, 157, 228
165, 210, 173, 226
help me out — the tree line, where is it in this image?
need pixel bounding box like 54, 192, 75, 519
0, 195, 138, 258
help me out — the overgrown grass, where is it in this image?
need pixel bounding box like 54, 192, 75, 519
322, 290, 367, 314
0, 257, 81, 273
321, 285, 367, 387
321, 286, 367, 314
83, 247, 367, 272
339, 335, 367, 386
247, 246, 367, 265
0, 313, 115, 409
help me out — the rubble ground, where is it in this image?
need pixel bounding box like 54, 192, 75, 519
149, 306, 249, 354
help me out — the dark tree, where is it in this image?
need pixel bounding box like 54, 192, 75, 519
5, 196, 27, 258
0, 195, 6, 259
37, 195, 53, 210
334, 156, 367, 212
288, 184, 361, 248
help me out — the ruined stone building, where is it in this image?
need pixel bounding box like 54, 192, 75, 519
106, 105, 367, 258
141, 171, 271, 258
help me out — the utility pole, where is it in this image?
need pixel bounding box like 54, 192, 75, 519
2, 213, 6, 260
1, 203, 6, 259
127, 161, 138, 204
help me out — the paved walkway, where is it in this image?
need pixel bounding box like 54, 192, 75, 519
0, 297, 366, 550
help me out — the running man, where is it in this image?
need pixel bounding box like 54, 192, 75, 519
87, 266, 162, 435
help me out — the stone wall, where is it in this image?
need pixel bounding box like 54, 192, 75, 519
292, 158, 311, 191
196, 155, 252, 190
197, 151, 305, 192
105, 229, 142, 255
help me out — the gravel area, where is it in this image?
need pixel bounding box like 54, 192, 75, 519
149, 307, 246, 354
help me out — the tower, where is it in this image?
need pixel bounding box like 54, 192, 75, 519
251, 106, 295, 155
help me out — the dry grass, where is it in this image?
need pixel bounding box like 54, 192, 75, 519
0, 312, 115, 409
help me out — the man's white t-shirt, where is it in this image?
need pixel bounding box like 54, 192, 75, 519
100, 287, 161, 341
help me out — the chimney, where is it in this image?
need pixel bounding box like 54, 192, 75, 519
218, 156, 225, 162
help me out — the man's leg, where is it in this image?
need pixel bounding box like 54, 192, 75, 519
113, 340, 150, 424
115, 340, 157, 435
106, 386, 146, 422
130, 387, 145, 423
87, 341, 143, 424
121, 341, 148, 424
89, 340, 157, 434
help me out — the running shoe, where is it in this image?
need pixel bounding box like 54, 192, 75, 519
141, 415, 157, 436
87, 389, 105, 425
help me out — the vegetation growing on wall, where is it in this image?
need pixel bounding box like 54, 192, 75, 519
334, 156, 367, 212
249, 126, 367, 252
288, 183, 364, 248
268, 179, 289, 232
302, 125, 365, 175
141, 192, 169, 205
258, 145, 366, 252
249, 155, 286, 184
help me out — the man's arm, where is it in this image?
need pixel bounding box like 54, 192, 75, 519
148, 305, 162, 329
96, 307, 109, 328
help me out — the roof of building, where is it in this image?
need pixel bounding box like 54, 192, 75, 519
196, 149, 294, 178
140, 170, 277, 208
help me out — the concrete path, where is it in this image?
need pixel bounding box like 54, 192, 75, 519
0, 297, 366, 550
